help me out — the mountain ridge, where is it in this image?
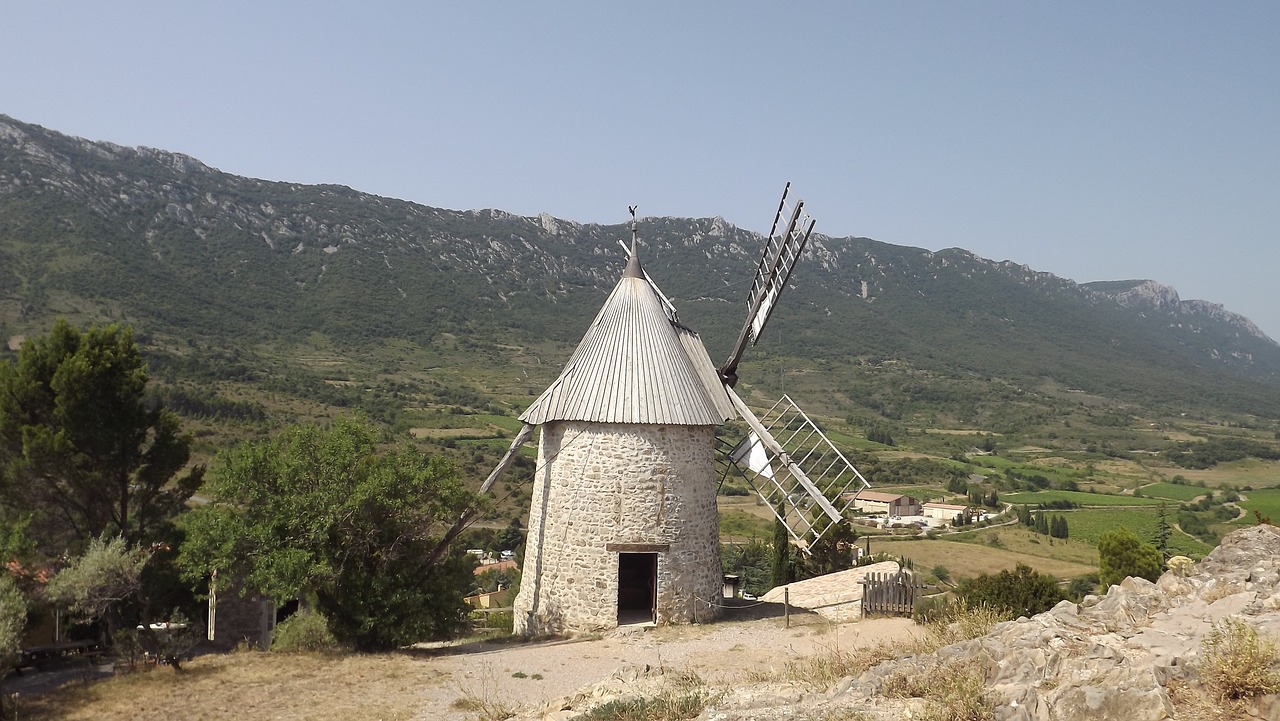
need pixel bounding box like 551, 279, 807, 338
1, 113, 1278, 421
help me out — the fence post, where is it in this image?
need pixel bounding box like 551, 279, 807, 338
784, 587, 790, 628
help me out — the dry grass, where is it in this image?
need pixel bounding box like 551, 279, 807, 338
14, 649, 443, 721
882, 661, 994, 721
915, 598, 1005, 652
1198, 618, 1280, 700
771, 641, 909, 689
764, 599, 1002, 692
870, 534, 1097, 582
576, 670, 717, 721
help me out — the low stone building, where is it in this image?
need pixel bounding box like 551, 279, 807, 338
921, 501, 969, 522
205, 570, 275, 651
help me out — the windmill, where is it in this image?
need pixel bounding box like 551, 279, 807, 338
452, 186, 869, 635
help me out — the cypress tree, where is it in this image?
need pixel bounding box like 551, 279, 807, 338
771, 518, 791, 587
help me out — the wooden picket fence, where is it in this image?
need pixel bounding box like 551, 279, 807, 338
860, 571, 924, 617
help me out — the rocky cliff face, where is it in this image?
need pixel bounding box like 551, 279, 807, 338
1086, 279, 1273, 346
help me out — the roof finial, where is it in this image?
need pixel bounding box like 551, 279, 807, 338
624, 205, 642, 278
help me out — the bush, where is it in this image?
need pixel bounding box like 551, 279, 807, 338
271, 611, 343, 653
0, 574, 26, 673
955, 564, 1064, 618
1198, 618, 1280, 700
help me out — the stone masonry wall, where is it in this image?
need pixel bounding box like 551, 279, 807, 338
513, 422, 722, 635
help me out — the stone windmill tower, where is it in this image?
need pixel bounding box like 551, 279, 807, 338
465, 187, 870, 636
509, 223, 734, 634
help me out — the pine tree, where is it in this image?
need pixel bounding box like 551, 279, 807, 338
1153, 503, 1172, 560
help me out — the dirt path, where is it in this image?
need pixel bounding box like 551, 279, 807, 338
412, 605, 917, 719
6, 603, 917, 721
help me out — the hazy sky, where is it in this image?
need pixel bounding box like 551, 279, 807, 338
4, 3, 1278, 339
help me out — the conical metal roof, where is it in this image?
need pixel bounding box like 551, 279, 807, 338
519, 257, 734, 426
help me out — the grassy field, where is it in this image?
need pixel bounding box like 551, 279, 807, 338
1004, 490, 1164, 506
1234, 487, 1280, 525
870, 530, 1097, 581
1172, 459, 1280, 489
14, 651, 427, 721
875, 486, 953, 502
1135, 483, 1206, 502
1062, 508, 1214, 557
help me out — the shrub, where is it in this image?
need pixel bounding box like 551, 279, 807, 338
917, 597, 1007, 650
271, 611, 343, 653
955, 564, 1064, 618
1198, 618, 1280, 700
0, 574, 26, 673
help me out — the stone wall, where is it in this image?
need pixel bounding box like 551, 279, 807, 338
514, 421, 721, 635
206, 571, 275, 651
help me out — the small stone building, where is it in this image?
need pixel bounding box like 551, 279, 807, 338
206, 570, 275, 650
512, 249, 734, 635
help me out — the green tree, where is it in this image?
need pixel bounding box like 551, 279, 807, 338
1153, 502, 1172, 560
180, 418, 480, 651
1097, 527, 1163, 588
798, 520, 858, 579
0, 320, 201, 552
1018, 504, 1032, 526
44, 535, 150, 639
955, 563, 1065, 618
770, 518, 792, 588
1034, 512, 1050, 535
496, 518, 525, 552
721, 539, 772, 597
0, 573, 27, 679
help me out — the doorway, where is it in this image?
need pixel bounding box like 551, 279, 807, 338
617, 553, 657, 625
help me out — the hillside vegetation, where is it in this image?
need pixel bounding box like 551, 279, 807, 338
2, 113, 1280, 557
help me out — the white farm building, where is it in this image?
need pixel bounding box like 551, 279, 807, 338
922, 502, 970, 523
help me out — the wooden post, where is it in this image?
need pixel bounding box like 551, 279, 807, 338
784, 587, 790, 628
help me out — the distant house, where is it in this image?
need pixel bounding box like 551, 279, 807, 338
465, 588, 514, 609
848, 490, 921, 517
922, 502, 969, 523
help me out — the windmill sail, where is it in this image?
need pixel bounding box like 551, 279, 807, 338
718, 392, 870, 548
720, 183, 816, 386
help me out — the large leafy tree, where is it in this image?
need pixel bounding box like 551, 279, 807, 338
180, 418, 481, 651
0, 320, 200, 552
1098, 527, 1163, 588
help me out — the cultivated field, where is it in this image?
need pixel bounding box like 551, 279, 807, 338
1004, 490, 1163, 507
869, 531, 1098, 581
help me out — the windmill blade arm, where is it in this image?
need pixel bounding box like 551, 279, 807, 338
424, 423, 535, 567
719, 186, 815, 383
725, 386, 843, 524
479, 423, 535, 494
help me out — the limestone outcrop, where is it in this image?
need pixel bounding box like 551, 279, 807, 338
535, 525, 1280, 720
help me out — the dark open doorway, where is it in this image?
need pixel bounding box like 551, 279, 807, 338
617, 553, 657, 625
